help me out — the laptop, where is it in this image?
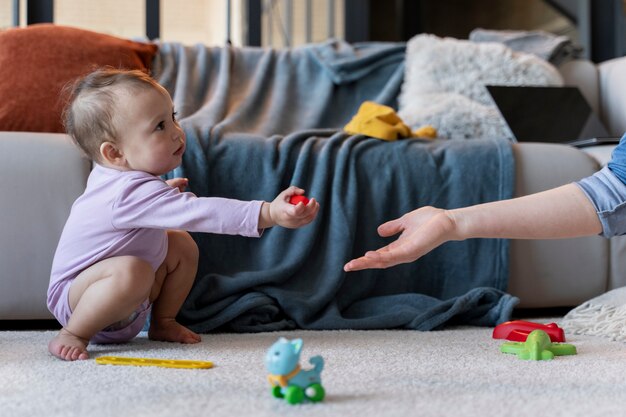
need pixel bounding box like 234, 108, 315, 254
486, 85, 619, 147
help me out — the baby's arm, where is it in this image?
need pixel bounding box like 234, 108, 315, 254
258, 186, 320, 229
344, 183, 601, 271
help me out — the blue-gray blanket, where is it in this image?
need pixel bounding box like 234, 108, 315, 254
152, 40, 520, 333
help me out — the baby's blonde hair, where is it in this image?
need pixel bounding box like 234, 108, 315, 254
62, 68, 163, 163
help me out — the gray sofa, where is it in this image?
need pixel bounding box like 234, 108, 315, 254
2, 57, 626, 321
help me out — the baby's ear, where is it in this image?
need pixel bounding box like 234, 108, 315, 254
100, 141, 125, 166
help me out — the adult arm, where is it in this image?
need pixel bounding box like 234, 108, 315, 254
344, 183, 602, 271
345, 134, 626, 271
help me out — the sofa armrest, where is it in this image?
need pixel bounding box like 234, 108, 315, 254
509, 142, 609, 308
599, 56, 626, 136
579, 142, 626, 291
0, 132, 90, 320
581, 144, 616, 167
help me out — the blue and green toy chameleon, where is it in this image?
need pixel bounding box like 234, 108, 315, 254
265, 338, 325, 404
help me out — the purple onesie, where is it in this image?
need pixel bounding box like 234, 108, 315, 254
48, 164, 263, 343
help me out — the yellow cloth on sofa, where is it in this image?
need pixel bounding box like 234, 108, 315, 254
343, 101, 437, 141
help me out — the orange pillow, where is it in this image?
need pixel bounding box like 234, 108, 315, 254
0, 24, 158, 133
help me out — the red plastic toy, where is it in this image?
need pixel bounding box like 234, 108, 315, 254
492, 320, 566, 343
289, 195, 309, 206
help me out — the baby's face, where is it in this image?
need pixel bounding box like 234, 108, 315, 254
113, 85, 185, 176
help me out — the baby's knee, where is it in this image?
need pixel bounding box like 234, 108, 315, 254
115, 257, 155, 295
168, 230, 199, 263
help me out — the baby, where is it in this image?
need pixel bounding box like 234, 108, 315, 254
48, 68, 319, 361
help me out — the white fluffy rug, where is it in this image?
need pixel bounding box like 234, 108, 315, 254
562, 286, 626, 342
2, 326, 626, 417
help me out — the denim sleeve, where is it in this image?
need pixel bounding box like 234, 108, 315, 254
576, 165, 626, 238
575, 132, 626, 237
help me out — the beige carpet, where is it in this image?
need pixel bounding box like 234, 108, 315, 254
2, 325, 626, 417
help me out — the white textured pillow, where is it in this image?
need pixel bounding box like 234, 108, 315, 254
398, 34, 564, 140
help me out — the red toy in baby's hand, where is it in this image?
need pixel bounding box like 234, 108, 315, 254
289, 195, 310, 206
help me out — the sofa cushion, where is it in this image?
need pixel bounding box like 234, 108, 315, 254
0, 24, 158, 133
398, 33, 563, 140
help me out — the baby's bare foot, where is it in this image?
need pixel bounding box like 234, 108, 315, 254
149, 319, 201, 344
48, 328, 89, 361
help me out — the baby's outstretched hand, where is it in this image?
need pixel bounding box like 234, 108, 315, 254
166, 177, 189, 192
260, 186, 319, 229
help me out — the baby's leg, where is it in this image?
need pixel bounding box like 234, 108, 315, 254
49, 256, 155, 361
148, 230, 201, 344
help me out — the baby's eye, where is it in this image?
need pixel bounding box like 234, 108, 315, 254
156, 121, 165, 131
172, 111, 178, 122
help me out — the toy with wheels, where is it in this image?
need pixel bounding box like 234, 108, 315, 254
265, 337, 325, 404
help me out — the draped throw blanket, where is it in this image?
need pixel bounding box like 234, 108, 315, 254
151, 40, 519, 332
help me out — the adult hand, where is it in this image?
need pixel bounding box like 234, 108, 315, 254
343, 206, 457, 271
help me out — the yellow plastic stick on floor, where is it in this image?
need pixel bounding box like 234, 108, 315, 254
95, 355, 213, 369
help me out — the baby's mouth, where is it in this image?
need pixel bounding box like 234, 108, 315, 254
174, 144, 185, 156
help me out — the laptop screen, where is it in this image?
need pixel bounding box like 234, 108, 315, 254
486, 85, 609, 143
